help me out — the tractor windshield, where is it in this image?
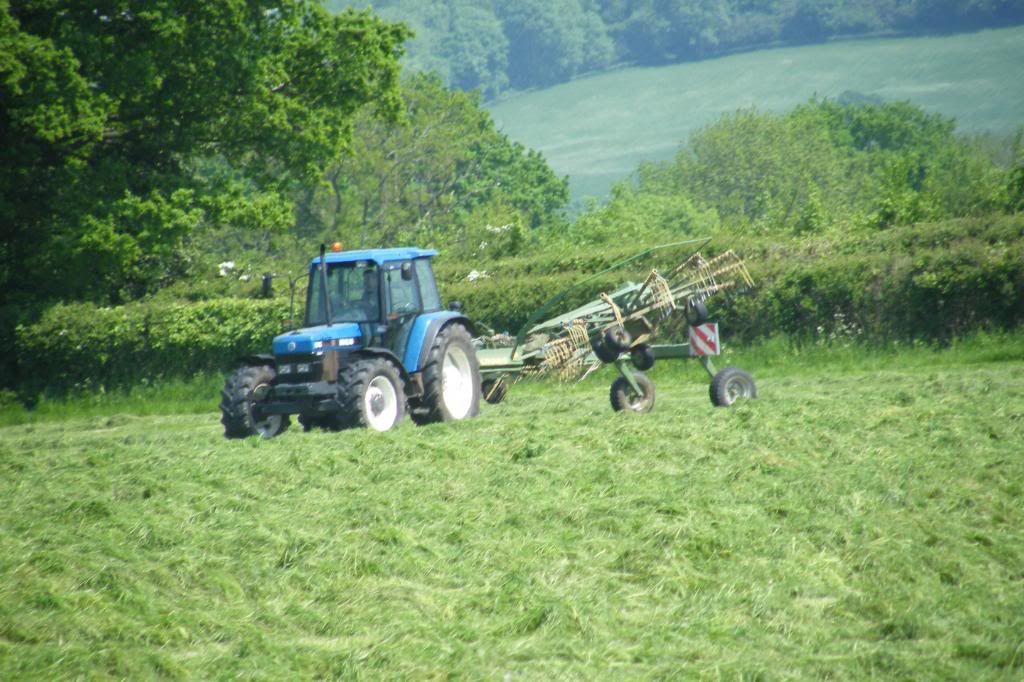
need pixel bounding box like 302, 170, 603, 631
305, 261, 381, 326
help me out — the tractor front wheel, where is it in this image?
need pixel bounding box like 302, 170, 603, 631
338, 358, 406, 431
339, 358, 406, 431
412, 324, 481, 424
610, 372, 656, 413
709, 366, 757, 407
220, 365, 290, 439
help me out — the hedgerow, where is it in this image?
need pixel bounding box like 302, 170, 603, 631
15, 299, 289, 397
720, 215, 1024, 343
11, 215, 1023, 398
443, 214, 1023, 343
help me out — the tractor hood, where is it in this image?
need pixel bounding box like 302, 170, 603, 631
272, 323, 363, 356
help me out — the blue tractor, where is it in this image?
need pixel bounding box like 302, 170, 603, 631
220, 245, 481, 437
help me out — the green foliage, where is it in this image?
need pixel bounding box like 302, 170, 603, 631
12, 214, 1021, 401
298, 73, 568, 255
489, 26, 1024, 202
720, 214, 1024, 344
673, 107, 854, 232
1, 1, 408, 305
635, 99, 1011, 235
614, 0, 733, 63
1011, 165, 1024, 212
15, 298, 290, 398
440, 2, 509, 98
496, 0, 615, 89
1009, 126, 1024, 212
448, 215, 1024, 344
564, 180, 721, 246
435, 241, 661, 331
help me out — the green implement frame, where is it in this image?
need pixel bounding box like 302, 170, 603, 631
475, 240, 758, 413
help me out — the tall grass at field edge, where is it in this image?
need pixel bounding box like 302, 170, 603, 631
729, 329, 1024, 378
0, 374, 223, 428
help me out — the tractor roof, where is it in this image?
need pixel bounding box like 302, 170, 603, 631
311, 247, 438, 267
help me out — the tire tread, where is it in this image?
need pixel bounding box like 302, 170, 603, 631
411, 324, 481, 424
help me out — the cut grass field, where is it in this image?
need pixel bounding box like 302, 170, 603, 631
2, 337, 1023, 678
488, 25, 1024, 202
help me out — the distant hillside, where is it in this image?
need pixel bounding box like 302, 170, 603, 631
487, 26, 1024, 202
327, 0, 1024, 100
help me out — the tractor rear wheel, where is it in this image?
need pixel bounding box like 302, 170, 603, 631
709, 366, 757, 407
220, 365, 290, 439
339, 358, 406, 431
610, 372, 656, 413
412, 324, 481, 424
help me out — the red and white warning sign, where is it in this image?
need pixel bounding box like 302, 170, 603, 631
689, 322, 720, 356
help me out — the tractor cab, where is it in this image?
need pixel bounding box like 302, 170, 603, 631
301, 247, 442, 353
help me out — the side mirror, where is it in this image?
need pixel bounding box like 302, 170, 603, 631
261, 273, 273, 298
401, 262, 413, 281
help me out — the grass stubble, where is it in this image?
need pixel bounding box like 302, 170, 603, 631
1, 339, 1022, 679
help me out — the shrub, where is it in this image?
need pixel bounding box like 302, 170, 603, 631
15, 298, 290, 397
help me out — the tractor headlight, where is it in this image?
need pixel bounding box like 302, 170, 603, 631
278, 364, 293, 375
296, 363, 312, 374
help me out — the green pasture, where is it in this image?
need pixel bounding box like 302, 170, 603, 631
488, 26, 1024, 202
2, 336, 1022, 678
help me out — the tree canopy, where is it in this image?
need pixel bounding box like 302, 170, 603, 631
294, 72, 568, 257
1, 0, 408, 305
572, 98, 1011, 243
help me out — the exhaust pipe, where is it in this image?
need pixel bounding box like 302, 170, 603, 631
320, 243, 333, 327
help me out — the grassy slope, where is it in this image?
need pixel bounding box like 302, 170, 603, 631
487, 26, 1024, 202
1, 341, 1022, 678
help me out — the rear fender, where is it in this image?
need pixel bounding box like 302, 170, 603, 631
406, 313, 474, 374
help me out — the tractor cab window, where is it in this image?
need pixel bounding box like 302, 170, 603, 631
414, 258, 442, 312
306, 261, 381, 325
384, 261, 420, 318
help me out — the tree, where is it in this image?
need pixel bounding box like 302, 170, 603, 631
617, 97, 1011, 236
1010, 126, 1024, 213
497, 0, 614, 89
673, 107, 851, 231
1, 1, 408, 304
440, 2, 508, 99
298, 73, 568, 254
326, 0, 1024, 96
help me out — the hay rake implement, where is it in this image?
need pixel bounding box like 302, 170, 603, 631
475, 239, 758, 412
